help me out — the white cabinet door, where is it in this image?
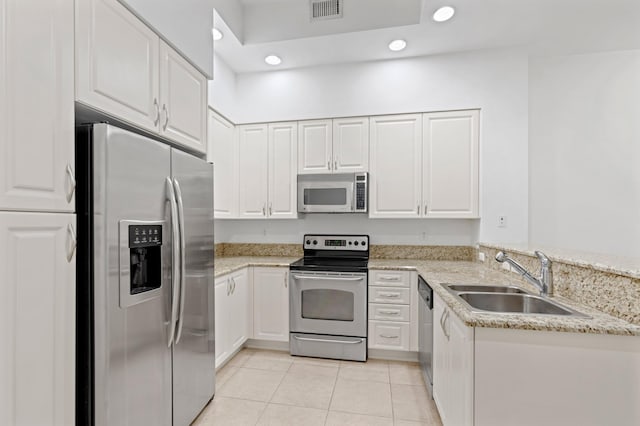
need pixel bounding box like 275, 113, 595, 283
208, 109, 237, 218
0, 212, 75, 426
214, 276, 230, 368
432, 294, 450, 425
253, 267, 289, 342
0, 0, 75, 212
229, 269, 249, 351
369, 114, 422, 218
75, 0, 160, 133
268, 122, 298, 219
238, 124, 268, 218
159, 41, 207, 154
423, 110, 479, 218
298, 119, 332, 174
447, 309, 474, 426
333, 117, 369, 172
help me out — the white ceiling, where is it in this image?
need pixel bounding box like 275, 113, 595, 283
213, 0, 640, 74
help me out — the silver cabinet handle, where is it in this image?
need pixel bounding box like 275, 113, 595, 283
65, 164, 76, 203
380, 334, 399, 339
153, 98, 160, 126
378, 292, 400, 298
231, 277, 237, 294
293, 335, 363, 345
379, 310, 400, 315
269, 203, 273, 216
262, 204, 266, 216
379, 275, 400, 282
327, 160, 331, 170
443, 310, 451, 341
284, 274, 288, 288
417, 204, 420, 215
227, 280, 231, 296
334, 160, 337, 170
66, 223, 77, 263
162, 104, 169, 130
424, 204, 428, 215
439, 309, 447, 337
166, 178, 181, 347
173, 178, 187, 344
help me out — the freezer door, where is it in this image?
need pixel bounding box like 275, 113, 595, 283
90, 124, 173, 426
171, 149, 215, 425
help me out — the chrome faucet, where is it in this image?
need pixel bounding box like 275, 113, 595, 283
495, 251, 554, 296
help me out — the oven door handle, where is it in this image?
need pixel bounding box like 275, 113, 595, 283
291, 274, 365, 281
292, 335, 364, 345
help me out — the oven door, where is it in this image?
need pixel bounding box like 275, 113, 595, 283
290, 271, 367, 337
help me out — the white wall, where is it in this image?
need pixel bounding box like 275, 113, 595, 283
211, 49, 529, 245
208, 53, 239, 122
529, 50, 640, 257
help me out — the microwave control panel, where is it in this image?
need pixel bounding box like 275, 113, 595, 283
355, 173, 367, 212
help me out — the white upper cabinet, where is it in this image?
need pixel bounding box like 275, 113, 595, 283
75, 0, 160, 133
238, 124, 269, 218
237, 122, 298, 219
333, 117, 369, 173
369, 114, 422, 218
76, 0, 207, 154
298, 118, 369, 174
0, 212, 76, 426
298, 119, 332, 174
423, 110, 479, 218
268, 122, 298, 218
208, 109, 237, 218
0, 0, 75, 212
159, 41, 207, 152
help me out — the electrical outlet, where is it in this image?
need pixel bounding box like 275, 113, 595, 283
501, 262, 511, 272
498, 216, 507, 228
478, 252, 486, 262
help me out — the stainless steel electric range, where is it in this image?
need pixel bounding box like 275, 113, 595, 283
289, 234, 369, 362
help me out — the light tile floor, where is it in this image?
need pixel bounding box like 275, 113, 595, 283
192, 348, 442, 426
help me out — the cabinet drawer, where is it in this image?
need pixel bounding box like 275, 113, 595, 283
369, 303, 411, 322
368, 321, 410, 351
369, 270, 411, 287
368, 286, 411, 304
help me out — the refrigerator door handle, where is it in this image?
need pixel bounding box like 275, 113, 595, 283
173, 178, 187, 344
166, 177, 181, 347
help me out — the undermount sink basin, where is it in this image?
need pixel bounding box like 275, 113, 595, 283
444, 284, 528, 294
456, 292, 590, 317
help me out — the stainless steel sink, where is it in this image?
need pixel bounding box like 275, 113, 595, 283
444, 284, 528, 294
456, 292, 590, 317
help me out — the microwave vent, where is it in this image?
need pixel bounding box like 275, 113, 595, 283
310, 0, 342, 21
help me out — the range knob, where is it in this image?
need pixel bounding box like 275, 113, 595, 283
313, 240, 318, 245
361, 241, 367, 246
354, 241, 359, 246
306, 240, 311, 245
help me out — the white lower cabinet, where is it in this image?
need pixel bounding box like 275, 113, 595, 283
368, 269, 418, 352
214, 268, 250, 368
253, 267, 289, 342
0, 212, 76, 426
433, 293, 474, 426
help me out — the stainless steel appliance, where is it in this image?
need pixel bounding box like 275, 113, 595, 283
418, 274, 434, 397
297, 172, 368, 213
75, 124, 215, 426
289, 235, 369, 361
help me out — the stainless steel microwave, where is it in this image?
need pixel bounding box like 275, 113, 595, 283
297, 172, 368, 213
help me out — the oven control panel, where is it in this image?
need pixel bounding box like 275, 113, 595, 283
303, 235, 369, 251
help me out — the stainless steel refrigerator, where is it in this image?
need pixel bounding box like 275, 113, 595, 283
76, 124, 215, 426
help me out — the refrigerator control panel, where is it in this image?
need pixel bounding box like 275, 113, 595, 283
129, 225, 162, 247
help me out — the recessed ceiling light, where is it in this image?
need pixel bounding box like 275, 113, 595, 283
264, 55, 282, 66
433, 6, 455, 22
388, 39, 407, 52
212, 28, 223, 41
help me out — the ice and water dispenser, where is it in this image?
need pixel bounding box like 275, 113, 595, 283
119, 220, 165, 308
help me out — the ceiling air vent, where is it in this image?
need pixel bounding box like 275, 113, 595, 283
310, 0, 343, 21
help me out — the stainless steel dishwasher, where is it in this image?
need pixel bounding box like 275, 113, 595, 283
418, 274, 433, 397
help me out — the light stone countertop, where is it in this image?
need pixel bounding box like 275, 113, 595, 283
369, 259, 640, 337
214, 256, 640, 336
